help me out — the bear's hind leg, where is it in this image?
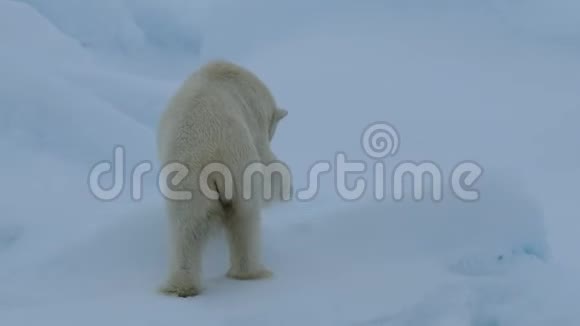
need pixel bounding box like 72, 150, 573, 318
160, 201, 209, 297
224, 200, 272, 280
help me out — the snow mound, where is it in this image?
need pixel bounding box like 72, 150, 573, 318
16, 0, 205, 54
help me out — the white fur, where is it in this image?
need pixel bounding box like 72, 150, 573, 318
157, 60, 288, 297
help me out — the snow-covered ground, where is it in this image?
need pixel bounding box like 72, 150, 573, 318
1, 1, 579, 325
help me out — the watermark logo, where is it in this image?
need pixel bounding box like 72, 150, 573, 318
88, 121, 483, 202
361, 121, 400, 158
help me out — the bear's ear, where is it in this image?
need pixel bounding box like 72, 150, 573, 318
275, 108, 288, 122
269, 108, 288, 141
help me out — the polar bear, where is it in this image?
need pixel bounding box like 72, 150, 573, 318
156, 60, 290, 297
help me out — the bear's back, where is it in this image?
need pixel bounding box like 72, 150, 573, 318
157, 61, 268, 171
198, 60, 277, 127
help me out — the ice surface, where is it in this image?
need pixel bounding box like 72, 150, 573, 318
1, 1, 579, 325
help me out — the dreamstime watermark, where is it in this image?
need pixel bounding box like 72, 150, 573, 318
88, 122, 483, 202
